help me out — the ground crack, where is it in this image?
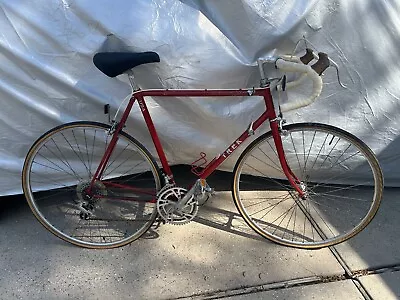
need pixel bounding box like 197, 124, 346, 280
352, 264, 400, 278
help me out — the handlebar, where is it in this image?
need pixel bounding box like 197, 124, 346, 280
257, 49, 332, 112
275, 57, 324, 112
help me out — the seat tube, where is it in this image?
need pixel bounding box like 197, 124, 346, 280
136, 94, 174, 183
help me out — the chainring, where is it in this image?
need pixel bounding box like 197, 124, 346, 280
157, 186, 198, 225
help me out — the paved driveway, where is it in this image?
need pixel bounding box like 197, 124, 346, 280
1, 166, 399, 299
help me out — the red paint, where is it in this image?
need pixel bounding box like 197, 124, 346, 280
136, 95, 175, 183
90, 96, 137, 190
89, 86, 302, 196
102, 181, 157, 196
270, 121, 304, 197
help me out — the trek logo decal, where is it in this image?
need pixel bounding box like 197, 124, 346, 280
222, 140, 243, 158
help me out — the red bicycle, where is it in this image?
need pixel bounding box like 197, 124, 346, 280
22, 47, 383, 249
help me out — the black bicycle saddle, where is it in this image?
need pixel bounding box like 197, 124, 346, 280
93, 52, 160, 77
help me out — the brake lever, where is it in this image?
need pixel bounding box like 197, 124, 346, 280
328, 58, 347, 89
296, 36, 348, 89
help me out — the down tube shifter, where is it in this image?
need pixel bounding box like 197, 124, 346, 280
104, 104, 111, 124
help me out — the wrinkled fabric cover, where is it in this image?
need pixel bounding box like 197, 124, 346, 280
0, 0, 399, 195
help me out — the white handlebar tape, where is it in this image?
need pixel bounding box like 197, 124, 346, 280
275, 58, 323, 112
276, 73, 308, 91
276, 55, 308, 90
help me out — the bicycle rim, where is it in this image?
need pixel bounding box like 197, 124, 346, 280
22, 121, 162, 248
232, 123, 383, 249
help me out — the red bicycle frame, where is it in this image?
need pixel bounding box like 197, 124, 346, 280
91, 86, 304, 197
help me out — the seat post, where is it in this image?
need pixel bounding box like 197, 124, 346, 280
126, 70, 139, 91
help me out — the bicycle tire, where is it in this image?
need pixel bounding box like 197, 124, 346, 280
232, 123, 383, 249
22, 121, 162, 248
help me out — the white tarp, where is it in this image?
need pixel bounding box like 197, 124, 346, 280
0, 0, 399, 196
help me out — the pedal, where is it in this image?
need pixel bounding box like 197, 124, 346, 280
206, 187, 215, 196
196, 181, 214, 206
153, 216, 166, 229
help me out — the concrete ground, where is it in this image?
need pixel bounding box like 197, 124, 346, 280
0, 166, 399, 299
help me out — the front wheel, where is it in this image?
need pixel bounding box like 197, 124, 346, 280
22, 121, 162, 248
232, 123, 383, 249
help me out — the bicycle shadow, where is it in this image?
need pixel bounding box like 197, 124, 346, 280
143, 165, 315, 244
142, 198, 265, 243
141, 164, 268, 242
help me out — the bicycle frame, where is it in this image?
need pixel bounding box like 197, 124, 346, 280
90, 86, 305, 197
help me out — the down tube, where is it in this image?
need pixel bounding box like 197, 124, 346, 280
199, 89, 275, 179
199, 117, 273, 178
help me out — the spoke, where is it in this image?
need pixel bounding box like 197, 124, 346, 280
257, 146, 281, 171
251, 193, 293, 219
44, 141, 83, 180
241, 194, 291, 208
71, 129, 91, 178
305, 197, 316, 242
243, 163, 293, 191
313, 135, 340, 175
102, 142, 131, 176
308, 154, 365, 191
61, 132, 91, 178
33, 158, 79, 180
271, 203, 296, 236
268, 202, 297, 232
83, 129, 92, 177
306, 196, 341, 211
250, 154, 283, 174
30, 171, 77, 192
310, 150, 363, 185
34, 188, 73, 201
309, 132, 329, 172
305, 196, 336, 236
310, 172, 368, 191
289, 132, 303, 174
302, 201, 307, 242
328, 143, 352, 170
292, 202, 297, 241
313, 183, 370, 196
309, 192, 369, 206
104, 161, 146, 183
281, 202, 297, 240
89, 129, 98, 175
333, 150, 361, 167
103, 147, 143, 179
239, 179, 293, 190
266, 139, 279, 158
302, 130, 316, 178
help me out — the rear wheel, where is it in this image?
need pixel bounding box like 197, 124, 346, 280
22, 121, 162, 248
232, 123, 383, 249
